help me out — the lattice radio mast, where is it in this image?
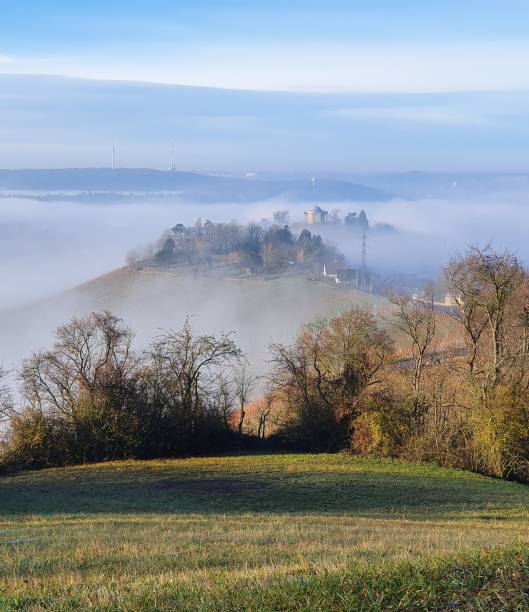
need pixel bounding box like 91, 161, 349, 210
361, 225, 367, 292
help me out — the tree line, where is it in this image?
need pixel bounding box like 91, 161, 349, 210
0, 315, 263, 469
128, 218, 340, 272
271, 244, 529, 482
3, 244, 529, 482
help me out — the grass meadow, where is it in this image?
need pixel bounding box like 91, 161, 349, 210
2, 453, 529, 610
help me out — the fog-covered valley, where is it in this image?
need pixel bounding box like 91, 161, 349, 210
2, 184, 529, 308
0, 192, 378, 370
1, 178, 529, 373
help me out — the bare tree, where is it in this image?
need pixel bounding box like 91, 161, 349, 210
445, 253, 488, 376
445, 245, 527, 394
313, 308, 393, 402
388, 289, 436, 415
21, 311, 138, 422
270, 307, 393, 436
148, 318, 241, 420
126, 249, 140, 270
329, 208, 341, 224
257, 392, 274, 438
0, 367, 12, 425
233, 362, 257, 434
270, 337, 313, 419
273, 210, 290, 225
212, 374, 235, 428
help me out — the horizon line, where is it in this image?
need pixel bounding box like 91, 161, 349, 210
3, 71, 529, 98
0, 167, 529, 176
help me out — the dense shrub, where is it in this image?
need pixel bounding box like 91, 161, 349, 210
468, 386, 529, 479
1, 313, 253, 470
3, 408, 72, 469
270, 308, 394, 451
351, 391, 414, 457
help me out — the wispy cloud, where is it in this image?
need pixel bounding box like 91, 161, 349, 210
327, 106, 493, 126
0, 53, 56, 68
0, 74, 527, 171
2, 41, 529, 94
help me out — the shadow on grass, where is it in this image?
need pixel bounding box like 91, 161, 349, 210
0, 453, 527, 518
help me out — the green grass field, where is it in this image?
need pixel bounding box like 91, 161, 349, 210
2, 453, 529, 610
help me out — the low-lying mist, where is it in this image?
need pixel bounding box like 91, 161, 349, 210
1, 190, 529, 374
0, 196, 309, 311
316, 192, 529, 277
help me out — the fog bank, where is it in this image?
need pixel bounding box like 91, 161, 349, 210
2, 192, 529, 311
2, 191, 529, 375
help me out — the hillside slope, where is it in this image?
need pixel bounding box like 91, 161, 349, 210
0, 267, 385, 369
1, 453, 529, 610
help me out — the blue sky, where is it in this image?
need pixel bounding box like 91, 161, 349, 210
4, 1, 528, 49
1, 1, 529, 170
2, 75, 529, 172
3, 1, 529, 92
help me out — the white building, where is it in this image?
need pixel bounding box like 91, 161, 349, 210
305, 206, 328, 225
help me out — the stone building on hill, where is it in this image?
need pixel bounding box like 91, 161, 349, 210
304, 205, 328, 225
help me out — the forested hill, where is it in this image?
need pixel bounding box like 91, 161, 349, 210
0, 169, 391, 204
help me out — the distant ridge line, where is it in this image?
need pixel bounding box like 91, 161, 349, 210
0, 168, 393, 204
